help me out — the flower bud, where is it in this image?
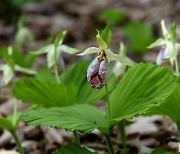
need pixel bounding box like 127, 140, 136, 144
87, 57, 109, 89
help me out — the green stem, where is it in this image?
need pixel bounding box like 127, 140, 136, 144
13, 98, 17, 126
175, 58, 179, 76
73, 130, 80, 145
105, 134, 115, 154
105, 84, 111, 120
54, 44, 61, 84
118, 120, 127, 148
54, 64, 60, 84
12, 131, 23, 154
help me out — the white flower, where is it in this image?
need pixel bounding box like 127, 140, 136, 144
148, 20, 180, 65
0, 64, 36, 85
0, 47, 36, 85
31, 31, 79, 68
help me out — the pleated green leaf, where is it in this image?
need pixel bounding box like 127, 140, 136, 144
53, 143, 96, 154
13, 78, 77, 107
148, 78, 180, 123
108, 63, 177, 126
22, 104, 108, 133
14, 61, 115, 106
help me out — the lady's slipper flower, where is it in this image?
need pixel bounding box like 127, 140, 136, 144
0, 64, 36, 85
87, 51, 109, 88
148, 20, 180, 66
31, 31, 79, 69
0, 47, 36, 85
78, 31, 134, 88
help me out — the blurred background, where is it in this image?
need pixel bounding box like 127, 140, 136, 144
0, 0, 180, 153
0, 0, 180, 63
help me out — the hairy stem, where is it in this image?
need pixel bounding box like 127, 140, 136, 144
105, 134, 115, 154
105, 84, 111, 119
73, 130, 80, 145
118, 120, 127, 148
12, 131, 23, 154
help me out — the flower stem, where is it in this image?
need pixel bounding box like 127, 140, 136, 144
12, 131, 23, 154
175, 58, 179, 76
105, 134, 115, 154
105, 84, 111, 119
54, 43, 61, 84
73, 130, 80, 145
13, 98, 17, 126
118, 120, 127, 148
54, 64, 60, 84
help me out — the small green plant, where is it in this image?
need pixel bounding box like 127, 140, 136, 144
13, 25, 178, 154
0, 113, 22, 153
0, 46, 37, 154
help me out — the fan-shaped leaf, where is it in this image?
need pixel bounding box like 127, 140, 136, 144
108, 63, 177, 126
13, 78, 77, 107
22, 104, 108, 133
53, 143, 96, 154
148, 78, 180, 123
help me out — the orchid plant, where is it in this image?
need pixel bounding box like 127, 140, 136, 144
0, 46, 37, 154
148, 20, 180, 75
11, 24, 179, 154
147, 20, 180, 137
31, 31, 79, 69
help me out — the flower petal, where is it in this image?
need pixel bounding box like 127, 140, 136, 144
156, 47, 169, 65
147, 38, 165, 49
119, 42, 126, 57
166, 41, 177, 65
58, 45, 79, 54
96, 30, 107, 50
31, 44, 53, 55
161, 20, 169, 39
47, 46, 61, 68
15, 65, 37, 75
77, 47, 99, 56
106, 49, 134, 66
2, 65, 14, 85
